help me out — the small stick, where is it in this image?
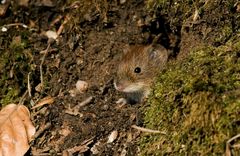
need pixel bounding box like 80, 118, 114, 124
131, 125, 166, 134
39, 12, 70, 91
19, 90, 28, 105
226, 133, 240, 156
32, 122, 51, 141
28, 72, 32, 97
227, 134, 240, 144
32, 153, 62, 156
50, 15, 63, 27
31, 96, 54, 110
1, 23, 28, 28
40, 43, 51, 89
232, 144, 240, 148
57, 15, 70, 36
75, 96, 93, 109
63, 137, 94, 155
65, 97, 93, 116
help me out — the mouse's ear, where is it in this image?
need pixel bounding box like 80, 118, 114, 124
147, 44, 169, 64
122, 44, 130, 55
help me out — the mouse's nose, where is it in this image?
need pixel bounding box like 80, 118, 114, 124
114, 81, 124, 91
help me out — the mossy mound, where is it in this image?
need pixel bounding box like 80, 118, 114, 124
140, 40, 240, 155
146, 0, 237, 46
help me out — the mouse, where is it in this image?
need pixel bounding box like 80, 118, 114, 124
114, 44, 169, 104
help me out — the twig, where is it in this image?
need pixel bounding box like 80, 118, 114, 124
65, 1, 81, 10
31, 96, 54, 109
1, 23, 28, 28
28, 72, 32, 97
50, 15, 63, 27
57, 15, 70, 36
19, 90, 28, 105
40, 43, 51, 90
32, 153, 62, 156
226, 133, 240, 156
32, 122, 51, 141
76, 96, 93, 109
131, 125, 166, 134
65, 96, 93, 116
227, 134, 240, 144
62, 137, 94, 155
232, 144, 240, 148
39, 13, 69, 89
39, 48, 58, 54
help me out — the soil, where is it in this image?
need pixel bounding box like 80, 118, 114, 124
0, 0, 238, 155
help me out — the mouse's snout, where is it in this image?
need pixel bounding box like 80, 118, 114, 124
114, 78, 147, 93
114, 80, 125, 92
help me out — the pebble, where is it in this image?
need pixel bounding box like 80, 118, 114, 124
120, 0, 126, 4
76, 80, 88, 93
107, 130, 118, 143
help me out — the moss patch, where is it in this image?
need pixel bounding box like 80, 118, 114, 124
140, 40, 240, 155
145, 0, 237, 46
0, 33, 32, 107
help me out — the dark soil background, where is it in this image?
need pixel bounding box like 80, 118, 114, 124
1, 0, 239, 155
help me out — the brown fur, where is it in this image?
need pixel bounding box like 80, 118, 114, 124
115, 44, 169, 95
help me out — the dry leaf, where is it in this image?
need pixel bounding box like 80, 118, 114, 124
0, 104, 36, 156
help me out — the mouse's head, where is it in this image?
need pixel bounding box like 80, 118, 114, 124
114, 44, 169, 95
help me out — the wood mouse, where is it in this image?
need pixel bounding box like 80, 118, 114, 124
114, 44, 169, 104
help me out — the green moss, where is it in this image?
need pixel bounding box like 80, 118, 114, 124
140, 41, 240, 155
146, 0, 169, 9
145, 0, 236, 46
214, 26, 233, 43
0, 34, 31, 107
0, 87, 20, 107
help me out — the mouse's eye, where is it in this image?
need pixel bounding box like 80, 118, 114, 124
134, 67, 141, 73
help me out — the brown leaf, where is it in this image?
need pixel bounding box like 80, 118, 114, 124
0, 104, 36, 156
